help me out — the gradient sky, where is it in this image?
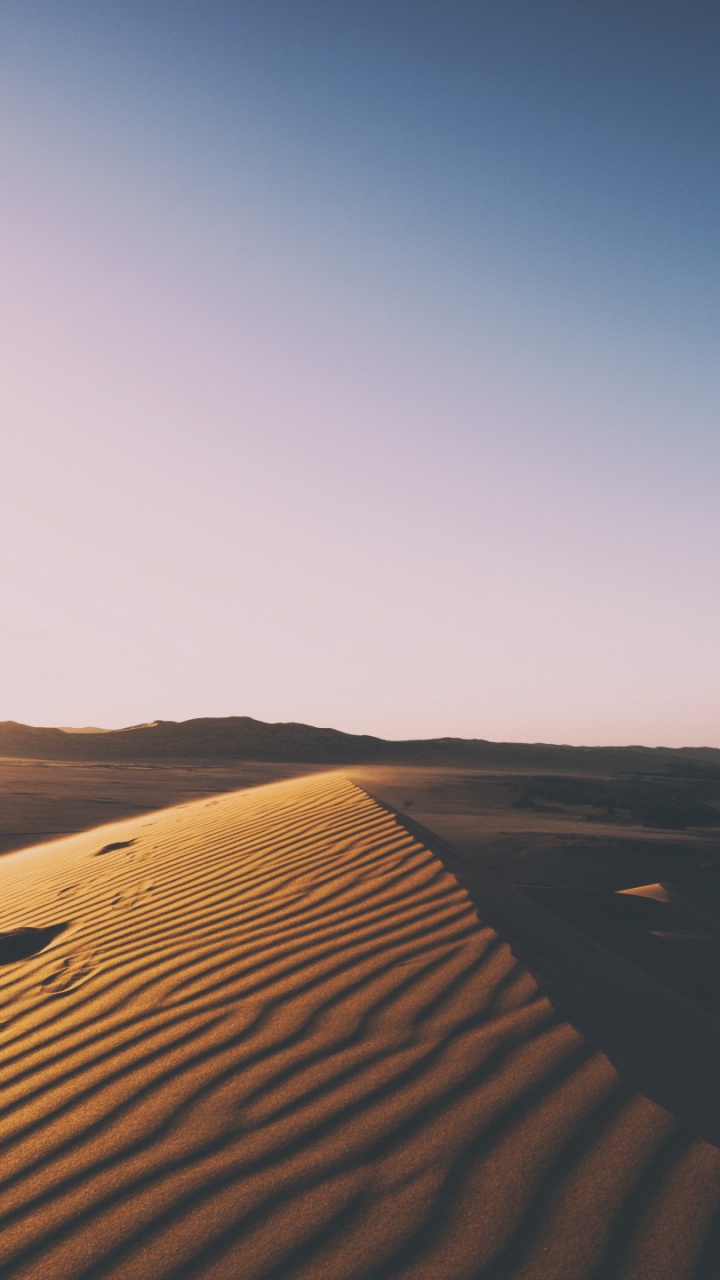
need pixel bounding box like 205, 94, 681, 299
1, 1, 718, 745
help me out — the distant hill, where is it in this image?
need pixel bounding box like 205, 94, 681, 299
1, 717, 719, 774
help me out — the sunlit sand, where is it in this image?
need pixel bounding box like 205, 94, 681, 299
2, 773, 719, 1279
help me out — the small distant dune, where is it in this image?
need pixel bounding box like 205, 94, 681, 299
1, 773, 719, 1279
57, 727, 110, 735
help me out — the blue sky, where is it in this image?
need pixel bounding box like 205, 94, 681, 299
1, 2, 718, 743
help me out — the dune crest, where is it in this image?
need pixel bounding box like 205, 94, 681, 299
1, 773, 719, 1279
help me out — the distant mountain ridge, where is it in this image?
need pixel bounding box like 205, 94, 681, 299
1, 717, 719, 774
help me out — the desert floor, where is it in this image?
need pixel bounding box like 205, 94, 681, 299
2, 757, 718, 889
0, 758, 328, 857
2, 771, 720, 1279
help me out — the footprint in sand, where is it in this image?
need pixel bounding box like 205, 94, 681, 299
111, 879, 155, 911
41, 953, 96, 994
0, 924, 69, 964
95, 839, 136, 856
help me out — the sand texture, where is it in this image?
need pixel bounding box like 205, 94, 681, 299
0, 757, 330, 857
1, 773, 720, 1279
348, 766, 720, 892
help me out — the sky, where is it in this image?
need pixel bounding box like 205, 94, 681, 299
1, 1, 718, 745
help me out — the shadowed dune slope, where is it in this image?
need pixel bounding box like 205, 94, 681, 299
1, 774, 720, 1280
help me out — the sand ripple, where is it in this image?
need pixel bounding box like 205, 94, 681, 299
0, 773, 719, 1279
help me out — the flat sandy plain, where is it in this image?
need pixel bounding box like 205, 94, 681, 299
2, 766, 720, 1278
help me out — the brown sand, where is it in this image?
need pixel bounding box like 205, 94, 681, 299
1, 773, 719, 1279
348, 765, 720, 890
0, 758, 329, 857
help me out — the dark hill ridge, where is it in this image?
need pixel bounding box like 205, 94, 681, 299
1, 717, 719, 774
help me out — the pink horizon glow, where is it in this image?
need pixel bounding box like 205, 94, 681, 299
1, 7, 719, 749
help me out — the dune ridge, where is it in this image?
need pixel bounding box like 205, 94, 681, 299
1, 773, 719, 1279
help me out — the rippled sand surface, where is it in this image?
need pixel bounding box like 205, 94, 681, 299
1, 773, 719, 1279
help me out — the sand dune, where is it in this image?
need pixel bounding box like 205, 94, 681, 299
0, 757, 330, 856
1, 773, 719, 1279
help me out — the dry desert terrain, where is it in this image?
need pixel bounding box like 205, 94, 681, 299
2, 770, 720, 1278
